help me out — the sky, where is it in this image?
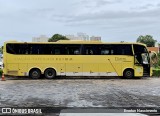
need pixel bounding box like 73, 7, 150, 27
0, 0, 160, 45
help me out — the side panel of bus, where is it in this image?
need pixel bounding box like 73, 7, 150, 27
4, 54, 135, 77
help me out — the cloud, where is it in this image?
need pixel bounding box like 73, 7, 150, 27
22, 8, 55, 18
50, 0, 160, 28
95, 0, 122, 7
157, 3, 160, 7
52, 8, 160, 23
131, 4, 155, 10
0, 0, 160, 44
79, 0, 123, 8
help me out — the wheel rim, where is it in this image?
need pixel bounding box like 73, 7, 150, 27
32, 71, 39, 77
29, 69, 41, 79
45, 69, 55, 79
125, 70, 133, 78
47, 71, 53, 78
126, 71, 131, 77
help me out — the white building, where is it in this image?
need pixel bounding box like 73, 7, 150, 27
32, 35, 49, 42
65, 35, 82, 40
155, 42, 159, 47
77, 32, 89, 41
65, 33, 89, 41
90, 36, 101, 41
65, 33, 101, 41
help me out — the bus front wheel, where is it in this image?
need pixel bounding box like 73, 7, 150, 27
44, 68, 56, 79
123, 69, 134, 79
29, 68, 41, 79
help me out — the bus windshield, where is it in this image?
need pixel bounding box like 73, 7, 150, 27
133, 44, 150, 64
141, 53, 149, 64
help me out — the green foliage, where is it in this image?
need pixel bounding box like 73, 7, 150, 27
152, 69, 160, 77
152, 53, 160, 76
48, 34, 69, 42
158, 53, 160, 66
151, 53, 160, 69
136, 35, 157, 47
0, 69, 3, 76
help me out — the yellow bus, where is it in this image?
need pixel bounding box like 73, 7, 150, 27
3, 40, 152, 79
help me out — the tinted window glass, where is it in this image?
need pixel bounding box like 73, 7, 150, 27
6, 43, 132, 55
133, 45, 148, 64
6, 44, 82, 55
133, 45, 147, 54
64, 44, 81, 55
98, 44, 132, 55
6, 44, 28, 54
83, 45, 98, 55
98, 44, 110, 55
6, 44, 14, 54
111, 44, 132, 55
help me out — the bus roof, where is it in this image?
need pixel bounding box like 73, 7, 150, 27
4, 40, 146, 46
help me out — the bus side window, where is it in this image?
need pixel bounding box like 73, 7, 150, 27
84, 45, 96, 55
65, 44, 81, 55
111, 49, 114, 55
6, 44, 15, 54
101, 49, 110, 55
22, 45, 29, 54
98, 45, 110, 55
112, 45, 132, 55
54, 48, 61, 55
85, 49, 93, 55
74, 49, 80, 55
89, 49, 93, 55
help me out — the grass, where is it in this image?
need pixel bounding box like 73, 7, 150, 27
151, 53, 160, 77
152, 68, 160, 77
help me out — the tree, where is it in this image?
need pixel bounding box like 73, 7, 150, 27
136, 35, 157, 47
48, 34, 69, 42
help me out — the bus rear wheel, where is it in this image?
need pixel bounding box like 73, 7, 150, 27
123, 69, 134, 79
44, 68, 56, 79
29, 68, 41, 79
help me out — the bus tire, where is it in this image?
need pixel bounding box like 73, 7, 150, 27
44, 68, 56, 79
123, 69, 134, 79
29, 68, 41, 79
